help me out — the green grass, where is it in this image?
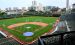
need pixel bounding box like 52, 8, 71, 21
14, 24, 42, 33
0, 16, 58, 42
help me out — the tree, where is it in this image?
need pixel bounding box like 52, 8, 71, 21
0, 11, 7, 16
61, 8, 66, 12
51, 7, 60, 13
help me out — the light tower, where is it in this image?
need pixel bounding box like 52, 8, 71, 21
66, 0, 69, 11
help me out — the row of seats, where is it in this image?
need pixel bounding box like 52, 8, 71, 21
0, 38, 21, 45
0, 32, 21, 45
39, 32, 75, 45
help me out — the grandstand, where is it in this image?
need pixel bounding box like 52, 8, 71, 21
37, 13, 75, 45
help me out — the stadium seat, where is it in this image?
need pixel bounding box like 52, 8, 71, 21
0, 38, 21, 45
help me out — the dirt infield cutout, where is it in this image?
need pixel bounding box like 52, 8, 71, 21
7, 22, 48, 29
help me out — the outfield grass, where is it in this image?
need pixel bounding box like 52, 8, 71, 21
0, 16, 58, 42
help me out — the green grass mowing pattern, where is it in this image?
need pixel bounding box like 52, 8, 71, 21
0, 16, 58, 42
14, 24, 42, 33
0, 17, 57, 26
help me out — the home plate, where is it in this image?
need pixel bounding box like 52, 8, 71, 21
26, 27, 31, 29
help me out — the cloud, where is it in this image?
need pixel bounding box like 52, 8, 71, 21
0, 0, 75, 9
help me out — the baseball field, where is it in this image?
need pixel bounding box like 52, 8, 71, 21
0, 16, 58, 43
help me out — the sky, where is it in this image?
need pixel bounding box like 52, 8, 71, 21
0, 0, 75, 9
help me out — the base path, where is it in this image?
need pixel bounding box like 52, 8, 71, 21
7, 22, 48, 29
6, 21, 59, 44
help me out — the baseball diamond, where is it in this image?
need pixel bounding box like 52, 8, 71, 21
0, 16, 58, 44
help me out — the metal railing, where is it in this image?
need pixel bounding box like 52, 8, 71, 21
38, 31, 75, 45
